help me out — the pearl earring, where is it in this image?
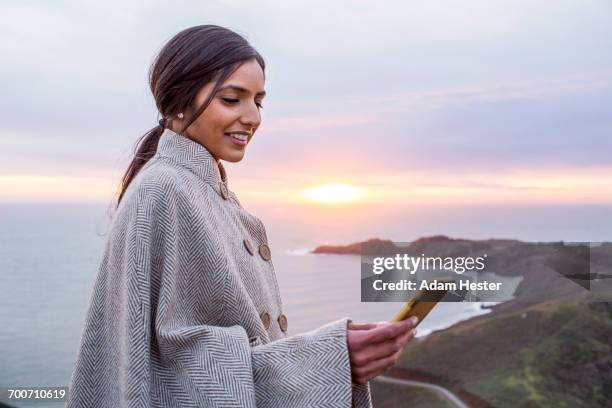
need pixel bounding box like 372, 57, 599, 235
177, 112, 184, 119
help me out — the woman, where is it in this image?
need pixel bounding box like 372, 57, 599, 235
66, 25, 418, 408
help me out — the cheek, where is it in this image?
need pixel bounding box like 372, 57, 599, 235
208, 102, 240, 128
196, 110, 235, 137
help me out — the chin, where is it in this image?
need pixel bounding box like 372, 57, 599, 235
222, 151, 246, 163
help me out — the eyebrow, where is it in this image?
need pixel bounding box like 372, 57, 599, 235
217, 85, 266, 97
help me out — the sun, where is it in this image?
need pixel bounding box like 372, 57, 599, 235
299, 183, 364, 204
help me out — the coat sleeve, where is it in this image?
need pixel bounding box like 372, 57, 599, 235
156, 312, 373, 408
85, 175, 373, 408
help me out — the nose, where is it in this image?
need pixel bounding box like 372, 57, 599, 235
239, 101, 261, 132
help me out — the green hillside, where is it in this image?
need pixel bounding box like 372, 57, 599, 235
320, 236, 612, 406
395, 293, 612, 407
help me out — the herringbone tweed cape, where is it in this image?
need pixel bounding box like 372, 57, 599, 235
66, 129, 373, 407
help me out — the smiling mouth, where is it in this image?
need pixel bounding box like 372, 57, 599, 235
225, 132, 250, 146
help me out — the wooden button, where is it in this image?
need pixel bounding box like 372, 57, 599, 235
219, 182, 229, 200
277, 313, 288, 332
259, 243, 271, 261
260, 312, 271, 329
243, 239, 254, 255
218, 162, 227, 183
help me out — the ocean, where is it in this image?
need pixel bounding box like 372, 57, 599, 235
1, 202, 610, 407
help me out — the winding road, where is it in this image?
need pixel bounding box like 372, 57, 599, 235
375, 374, 471, 408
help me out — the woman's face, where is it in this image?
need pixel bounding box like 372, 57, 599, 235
176, 58, 266, 163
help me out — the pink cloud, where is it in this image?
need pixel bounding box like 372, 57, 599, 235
261, 112, 381, 133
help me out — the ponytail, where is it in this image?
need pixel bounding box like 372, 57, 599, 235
116, 120, 166, 206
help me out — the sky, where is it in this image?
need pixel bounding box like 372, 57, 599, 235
1, 0, 611, 207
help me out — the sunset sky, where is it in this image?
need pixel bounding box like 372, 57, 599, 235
1, 0, 611, 206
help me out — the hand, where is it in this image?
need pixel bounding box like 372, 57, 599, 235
347, 317, 418, 385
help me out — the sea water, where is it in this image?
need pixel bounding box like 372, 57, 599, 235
1, 202, 610, 407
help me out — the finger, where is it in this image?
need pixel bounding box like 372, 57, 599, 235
383, 316, 418, 331
361, 320, 413, 345
365, 345, 407, 381
352, 328, 416, 366
350, 339, 397, 366
401, 316, 419, 328
352, 351, 399, 382
348, 322, 378, 331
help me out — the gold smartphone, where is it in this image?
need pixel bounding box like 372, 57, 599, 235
391, 279, 453, 326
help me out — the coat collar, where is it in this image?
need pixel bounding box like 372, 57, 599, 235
155, 128, 230, 194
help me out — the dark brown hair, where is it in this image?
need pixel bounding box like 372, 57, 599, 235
116, 25, 265, 205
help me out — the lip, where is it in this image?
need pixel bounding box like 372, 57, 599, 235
225, 132, 249, 147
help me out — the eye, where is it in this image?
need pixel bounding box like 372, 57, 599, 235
221, 97, 239, 104
221, 97, 264, 109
